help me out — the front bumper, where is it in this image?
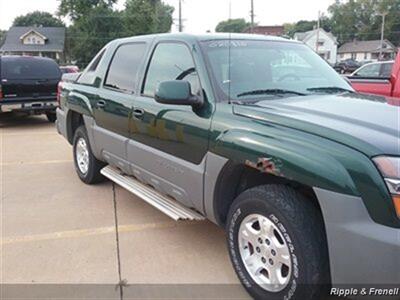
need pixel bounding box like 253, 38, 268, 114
314, 188, 400, 285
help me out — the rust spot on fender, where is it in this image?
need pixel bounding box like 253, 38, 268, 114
245, 157, 283, 177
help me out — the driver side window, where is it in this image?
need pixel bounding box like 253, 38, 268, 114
142, 43, 201, 97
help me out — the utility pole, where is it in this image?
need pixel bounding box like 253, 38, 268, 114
250, 0, 255, 33
379, 12, 388, 60
229, 0, 232, 20
315, 11, 321, 54
178, 0, 183, 32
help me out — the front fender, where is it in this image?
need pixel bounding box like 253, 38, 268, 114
211, 127, 398, 228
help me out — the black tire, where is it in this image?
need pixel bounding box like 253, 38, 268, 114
73, 125, 105, 184
46, 112, 57, 123
226, 184, 329, 300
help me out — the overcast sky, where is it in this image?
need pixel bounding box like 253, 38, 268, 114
0, 0, 335, 32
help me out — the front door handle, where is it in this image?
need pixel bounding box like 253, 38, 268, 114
132, 108, 145, 118
97, 100, 106, 108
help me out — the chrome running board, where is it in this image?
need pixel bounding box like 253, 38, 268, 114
101, 165, 205, 221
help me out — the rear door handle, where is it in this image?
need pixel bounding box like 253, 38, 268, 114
97, 100, 106, 108
132, 108, 145, 118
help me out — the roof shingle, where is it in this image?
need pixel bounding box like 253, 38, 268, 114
0, 26, 65, 52
338, 40, 396, 54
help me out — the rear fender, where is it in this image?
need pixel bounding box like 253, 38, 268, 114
65, 89, 94, 117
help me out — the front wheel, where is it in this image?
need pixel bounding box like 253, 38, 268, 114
226, 185, 329, 300
73, 125, 105, 184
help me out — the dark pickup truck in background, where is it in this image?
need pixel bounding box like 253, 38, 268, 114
0, 56, 61, 122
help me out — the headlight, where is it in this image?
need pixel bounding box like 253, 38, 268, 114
373, 156, 400, 218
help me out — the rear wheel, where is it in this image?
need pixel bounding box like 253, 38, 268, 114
73, 125, 105, 184
226, 184, 329, 300
46, 112, 57, 123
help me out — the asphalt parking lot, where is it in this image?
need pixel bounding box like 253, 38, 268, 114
1, 113, 250, 299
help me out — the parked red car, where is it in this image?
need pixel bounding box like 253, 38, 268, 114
59, 65, 79, 74
349, 51, 400, 98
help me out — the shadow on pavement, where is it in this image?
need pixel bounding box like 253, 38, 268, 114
0, 112, 52, 129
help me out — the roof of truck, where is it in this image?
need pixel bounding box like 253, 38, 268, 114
115, 32, 295, 44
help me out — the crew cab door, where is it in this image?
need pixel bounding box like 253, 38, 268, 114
93, 43, 147, 170
127, 42, 212, 211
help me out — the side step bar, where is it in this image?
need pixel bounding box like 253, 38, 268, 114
101, 165, 205, 221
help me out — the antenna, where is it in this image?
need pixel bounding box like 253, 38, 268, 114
228, 33, 232, 104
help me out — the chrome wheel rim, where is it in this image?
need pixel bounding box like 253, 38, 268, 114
238, 214, 292, 292
76, 137, 89, 174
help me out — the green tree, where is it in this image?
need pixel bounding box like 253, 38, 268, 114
328, 0, 400, 45
215, 18, 250, 33
375, 0, 400, 46
123, 0, 174, 36
67, 5, 123, 67
58, 0, 118, 21
13, 11, 64, 27
284, 18, 332, 38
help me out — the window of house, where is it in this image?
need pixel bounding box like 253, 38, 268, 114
104, 43, 147, 93
364, 52, 368, 60
142, 43, 201, 97
317, 41, 324, 47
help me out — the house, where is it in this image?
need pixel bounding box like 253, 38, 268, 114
244, 25, 284, 36
0, 26, 65, 62
294, 28, 338, 64
337, 40, 397, 62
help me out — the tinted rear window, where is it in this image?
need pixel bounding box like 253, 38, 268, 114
1, 58, 61, 80
104, 43, 147, 93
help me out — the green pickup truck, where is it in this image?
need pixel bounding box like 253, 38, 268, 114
56, 33, 400, 300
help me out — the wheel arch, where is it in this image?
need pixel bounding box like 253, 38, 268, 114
66, 110, 84, 144
212, 160, 323, 227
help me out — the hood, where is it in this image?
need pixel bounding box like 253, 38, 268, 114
233, 93, 400, 157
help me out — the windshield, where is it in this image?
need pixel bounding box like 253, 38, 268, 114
201, 40, 352, 101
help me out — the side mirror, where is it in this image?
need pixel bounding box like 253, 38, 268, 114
155, 80, 203, 107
